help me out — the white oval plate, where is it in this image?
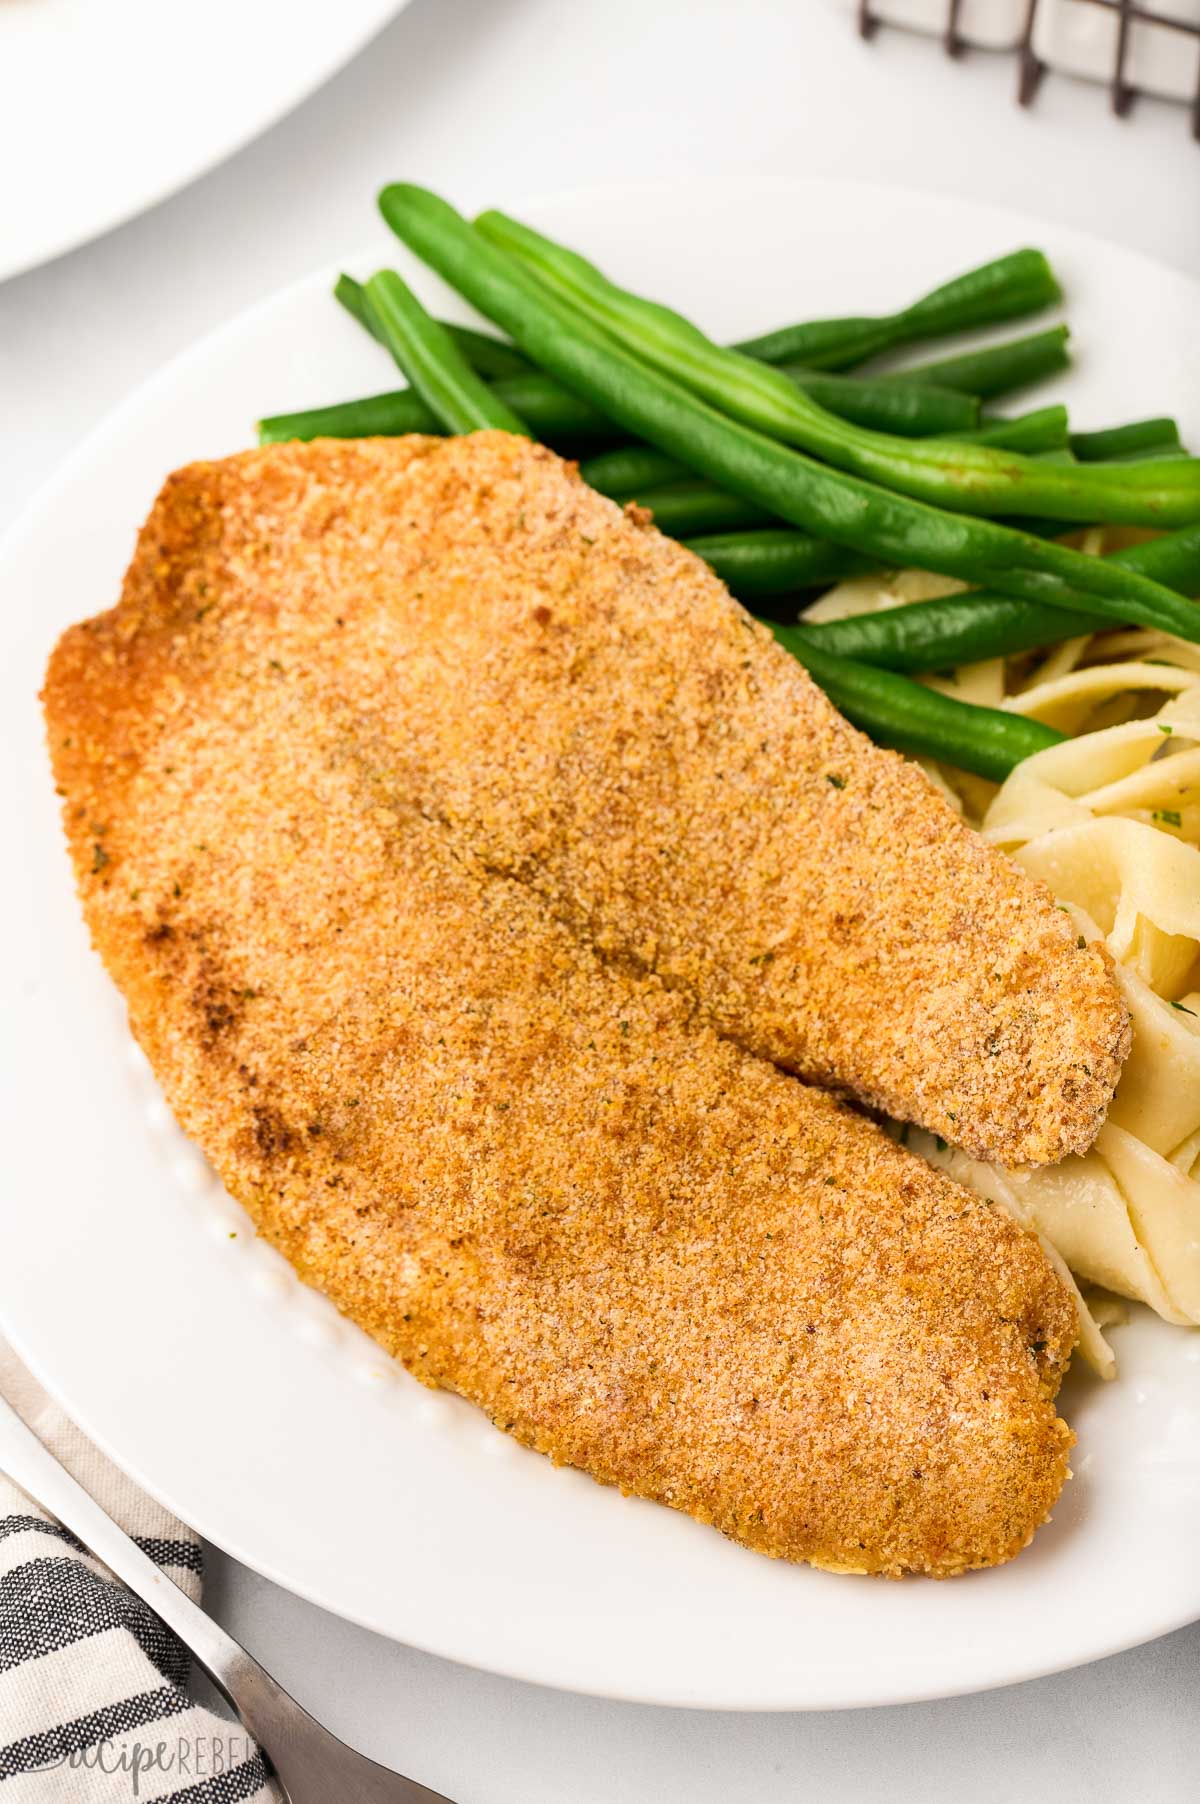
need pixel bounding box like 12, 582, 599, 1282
0, 0, 408, 283
3, 182, 1200, 1712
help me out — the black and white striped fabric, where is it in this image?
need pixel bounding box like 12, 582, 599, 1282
0, 1342, 281, 1800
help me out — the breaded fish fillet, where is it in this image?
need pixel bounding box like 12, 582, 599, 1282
45, 530, 1077, 1573
77, 433, 1127, 1165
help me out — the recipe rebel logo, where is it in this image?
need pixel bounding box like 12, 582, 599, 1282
35, 1730, 260, 1795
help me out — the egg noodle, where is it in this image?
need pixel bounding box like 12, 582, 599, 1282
807, 535, 1200, 1375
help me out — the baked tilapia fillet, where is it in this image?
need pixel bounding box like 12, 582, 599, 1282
71, 432, 1126, 1166
43, 435, 1088, 1575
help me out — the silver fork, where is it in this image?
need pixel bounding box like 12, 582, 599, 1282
0, 1394, 455, 1803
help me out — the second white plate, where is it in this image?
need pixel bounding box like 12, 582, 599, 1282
0, 0, 408, 282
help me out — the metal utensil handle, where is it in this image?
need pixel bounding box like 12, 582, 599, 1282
0, 1394, 456, 1803
0, 1393, 293, 1741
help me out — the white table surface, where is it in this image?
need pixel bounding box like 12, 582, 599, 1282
4, 1, 1198, 1796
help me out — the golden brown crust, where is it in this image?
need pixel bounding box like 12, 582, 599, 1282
83, 431, 1127, 1165
41, 437, 1081, 1576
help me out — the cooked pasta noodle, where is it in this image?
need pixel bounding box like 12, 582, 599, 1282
811, 552, 1200, 1371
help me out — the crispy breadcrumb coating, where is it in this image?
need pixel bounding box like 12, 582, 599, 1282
91, 431, 1127, 1164
41, 437, 1080, 1576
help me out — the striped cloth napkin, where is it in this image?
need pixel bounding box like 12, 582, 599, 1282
0, 1341, 281, 1800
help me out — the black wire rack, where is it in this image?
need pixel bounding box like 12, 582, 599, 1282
857, 0, 1200, 139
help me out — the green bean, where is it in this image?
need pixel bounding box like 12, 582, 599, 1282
884, 327, 1071, 398
729, 250, 1061, 372
435, 303, 980, 438
956, 407, 1069, 453
1092, 523, 1200, 596
362, 271, 530, 435
439, 320, 533, 379
257, 369, 613, 446
334, 272, 382, 342
767, 628, 1065, 780
580, 368, 979, 440
345, 268, 979, 446
579, 453, 777, 536
796, 525, 1200, 673
259, 388, 440, 443
1070, 418, 1182, 462
642, 476, 925, 541
685, 530, 872, 597
776, 369, 979, 435
343, 263, 1048, 469
1114, 445, 1192, 465
580, 446, 687, 496
540, 444, 775, 535
465, 343, 978, 439
343, 270, 1064, 421
632, 481, 771, 536
378, 185, 1200, 639
795, 592, 1083, 672
476, 211, 1200, 529
583, 408, 992, 505
337, 273, 534, 380
323, 288, 981, 476
582, 422, 1059, 566
680, 512, 1062, 602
